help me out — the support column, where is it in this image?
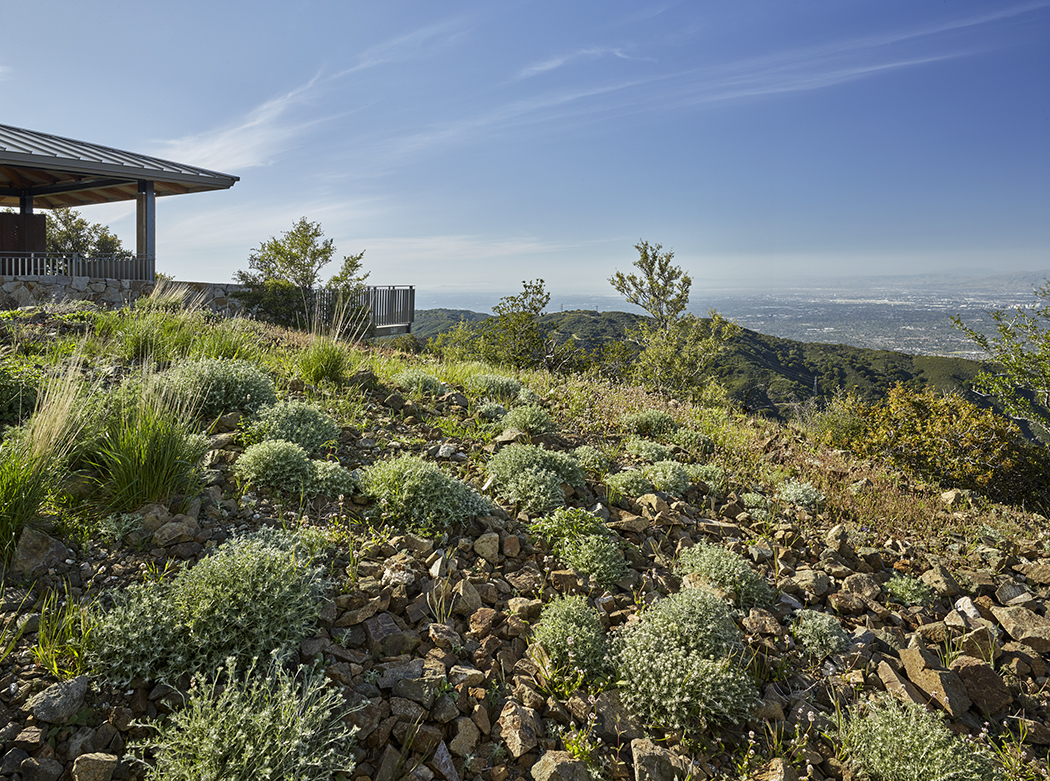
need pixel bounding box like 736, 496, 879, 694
19, 193, 33, 214
136, 180, 156, 280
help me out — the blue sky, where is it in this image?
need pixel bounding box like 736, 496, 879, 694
3, 1, 1048, 309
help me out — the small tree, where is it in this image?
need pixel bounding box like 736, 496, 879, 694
952, 284, 1050, 438
45, 207, 132, 259
610, 240, 739, 401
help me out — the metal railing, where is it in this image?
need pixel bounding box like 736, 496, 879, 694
312, 285, 415, 336
0, 252, 155, 281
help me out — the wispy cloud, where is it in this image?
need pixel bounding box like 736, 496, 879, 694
0, 65, 12, 81
517, 46, 641, 79
334, 18, 470, 76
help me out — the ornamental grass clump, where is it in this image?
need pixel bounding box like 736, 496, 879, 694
531, 595, 609, 685
841, 694, 1002, 781
604, 470, 653, 501
468, 373, 522, 400
487, 444, 584, 514
393, 368, 445, 397
793, 609, 850, 659
503, 404, 554, 435
247, 400, 341, 456
135, 658, 357, 781
159, 359, 276, 420
644, 459, 689, 496
91, 531, 325, 686
885, 574, 937, 608
621, 409, 677, 438
612, 588, 755, 731
364, 454, 490, 531
676, 540, 774, 609
298, 336, 352, 386
625, 437, 672, 463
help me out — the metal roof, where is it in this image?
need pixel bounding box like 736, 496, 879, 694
0, 123, 239, 209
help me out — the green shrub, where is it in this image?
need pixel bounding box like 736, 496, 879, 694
0, 362, 39, 427
741, 492, 768, 509
625, 437, 672, 463
644, 459, 689, 495
160, 359, 276, 420
91, 532, 324, 686
135, 658, 357, 781
393, 368, 445, 397
476, 402, 507, 422
670, 426, 714, 455
487, 444, 584, 513
842, 694, 1001, 781
800, 389, 868, 450
530, 507, 608, 546
676, 541, 774, 609
687, 463, 726, 493
248, 401, 340, 456
532, 595, 608, 684
613, 588, 754, 730
309, 459, 356, 498
469, 373, 523, 399
560, 535, 627, 585
298, 337, 351, 386
571, 445, 610, 474
777, 479, 824, 509
621, 409, 677, 438
364, 454, 490, 531
235, 441, 313, 495
503, 404, 554, 435
884, 574, 936, 607
793, 609, 849, 659
604, 470, 653, 500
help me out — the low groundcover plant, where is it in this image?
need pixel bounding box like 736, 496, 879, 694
247, 400, 341, 456
676, 540, 774, 609
364, 454, 490, 531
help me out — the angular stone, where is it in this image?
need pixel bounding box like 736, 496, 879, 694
949, 656, 1012, 717
826, 591, 865, 615
377, 658, 426, 690
498, 700, 541, 758
448, 664, 486, 687
1026, 563, 1050, 585
449, 716, 480, 757
594, 689, 645, 743
507, 597, 543, 622
842, 573, 881, 600
152, 520, 195, 547
12, 527, 68, 577
921, 564, 961, 598
958, 626, 1001, 662
429, 622, 462, 650
21, 756, 64, 781
72, 752, 118, 781
28, 675, 88, 724
899, 646, 972, 717
530, 750, 590, 781
751, 758, 799, 781
428, 741, 461, 781
345, 691, 381, 740
793, 569, 831, 597
991, 605, 1050, 652
631, 738, 694, 781
393, 676, 443, 709
366, 612, 409, 655
1018, 718, 1050, 746
474, 532, 501, 564
453, 579, 483, 616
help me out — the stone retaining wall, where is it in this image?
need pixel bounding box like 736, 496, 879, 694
0, 276, 248, 316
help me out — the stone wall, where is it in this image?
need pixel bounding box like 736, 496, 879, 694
0, 276, 248, 316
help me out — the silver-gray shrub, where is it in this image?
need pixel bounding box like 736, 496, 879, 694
571, 445, 610, 474
235, 440, 313, 495
310, 459, 356, 498
364, 454, 490, 531
612, 588, 755, 730
621, 409, 676, 438
671, 426, 714, 455
393, 367, 445, 396
676, 540, 774, 609
158, 359, 277, 420
644, 459, 689, 496
469, 373, 522, 400
503, 404, 554, 435
248, 400, 340, 456
842, 694, 1002, 781
604, 469, 653, 500
135, 657, 357, 781
476, 401, 507, 422
91, 531, 324, 686
777, 478, 824, 509
793, 609, 850, 659
560, 535, 627, 585
687, 463, 726, 493
532, 595, 609, 683
885, 574, 937, 608
487, 444, 585, 513
530, 507, 608, 547
625, 437, 672, 463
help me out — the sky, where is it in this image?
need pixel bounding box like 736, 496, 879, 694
2, 1, 1049, 310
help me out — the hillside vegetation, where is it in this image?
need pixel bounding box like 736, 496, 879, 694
0, 288, 1047, 781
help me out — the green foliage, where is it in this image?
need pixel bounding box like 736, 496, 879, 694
621, 409, 677, 438
235, 441, 313, 496
686, 463, 726, 493
503, 404, 554, 435
532, 595, 609, 684
854, 385, 1048, 504
798, 389, 869, 449
670, 426, 714, 455
529, 507, 608, 546
487, 444, 585, 513
792, 609, 849, 659
603, 470, 653, 500
160, 359, 277, 420
393, 367, 445, 397
46, 207, 131, 258
298, 336, 352, 386
609, 241, 692, 333
192, 317, 264, 361
560, 535, 627, 585
92, 380, 209, 511
777, 479, 824, 509
952, 283, 1050, 438
0, 362, 39, 426
644, 459, 689, 495
363, 454, 490, 531
476, 402, 507, 422
136, 659, 357, 781
613, 587, 754, 730
91, 532, 325, 686
468, 373, 523, 399
478, 279, 553, 370
676, 541, 774, 609
571, 445, 610, 474
842, 694, 1002, 781
884, 574, 936, 608
309, 459, 356, 498
625, 437, 672, 463
248, 401, 340, 456
33, 583, 92, 678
